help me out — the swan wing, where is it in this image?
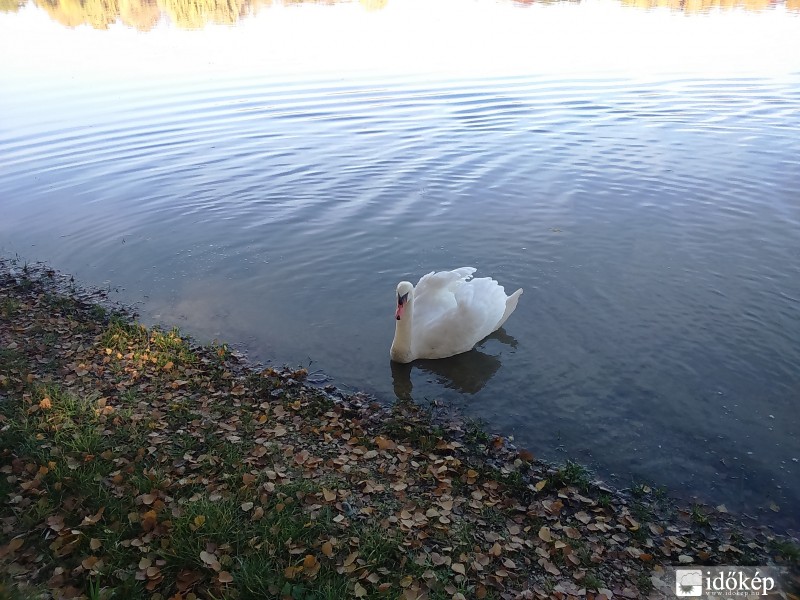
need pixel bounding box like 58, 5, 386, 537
413, 272, 510, 359
412, 267, 476, 325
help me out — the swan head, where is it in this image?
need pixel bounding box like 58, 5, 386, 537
395, 281, 413, 320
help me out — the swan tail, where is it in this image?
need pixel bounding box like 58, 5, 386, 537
494, 288, 523, 331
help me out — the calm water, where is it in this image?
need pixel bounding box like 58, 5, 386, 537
2, 0, 799, 529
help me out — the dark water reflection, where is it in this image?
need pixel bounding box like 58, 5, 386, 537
2, 0, 799, 530
391, 330, 516, 399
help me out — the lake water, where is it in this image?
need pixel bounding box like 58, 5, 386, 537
2, 0, 799, 529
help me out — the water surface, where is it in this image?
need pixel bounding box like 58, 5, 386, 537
2, 0, 799, 529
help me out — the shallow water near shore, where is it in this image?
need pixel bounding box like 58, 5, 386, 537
2, 0, 800, 529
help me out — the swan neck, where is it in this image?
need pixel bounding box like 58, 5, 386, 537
391, 294, 414, 362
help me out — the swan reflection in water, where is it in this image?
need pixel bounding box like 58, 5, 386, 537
390, 328, 518, 400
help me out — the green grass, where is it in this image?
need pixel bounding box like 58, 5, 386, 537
691, 503, 709, 526
769, 538, 800, 563
101, 319, 196, 367
583, 572, 605, 591
0, 347, 27, 372
0, 297, 21, 318
552, 459, 592, 492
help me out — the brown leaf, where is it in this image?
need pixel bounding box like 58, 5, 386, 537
343, 552, 359, 567
354, 582, 367, 597
6, 537, 24, 554
538, 526, 552, 542
452, 563, 466, 575
285, 565, 301, 579
303, 555, 317, 569
81, 506, 105, 526
218, 570, 233, 583
321, 541, 334, 557
375, 436, 396, 450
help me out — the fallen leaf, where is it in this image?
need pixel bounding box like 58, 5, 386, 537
303, 554, 317, 569
538, 526, 552, 542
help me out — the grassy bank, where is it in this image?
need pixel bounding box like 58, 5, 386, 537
0, 258, 798, 600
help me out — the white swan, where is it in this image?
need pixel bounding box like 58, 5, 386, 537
390, 267, 523, 363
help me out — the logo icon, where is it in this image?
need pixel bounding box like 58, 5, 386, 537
675, 569, 703, 597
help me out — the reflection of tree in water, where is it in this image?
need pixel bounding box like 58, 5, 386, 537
513, 0, 796, 10
36, 0, 119, 28
0, 0, 24, 12
620, 0, 784, 12
159, 0, 251, 28
120, 0, 160, 30
12, 0, 799, 30
23, 0, 371, 30
359, 0, 387, 9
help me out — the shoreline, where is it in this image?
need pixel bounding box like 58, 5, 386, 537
1, 257, 798, 599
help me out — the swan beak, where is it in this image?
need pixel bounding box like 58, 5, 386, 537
395, 292, 408, 320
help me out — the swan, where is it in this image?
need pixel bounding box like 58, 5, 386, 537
390, 267, 523, 363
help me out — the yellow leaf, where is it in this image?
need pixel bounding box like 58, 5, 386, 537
321, 541, 334, 557
534, 480, 547, 491
194, 515, 206, 527
354, 582, 367, 597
